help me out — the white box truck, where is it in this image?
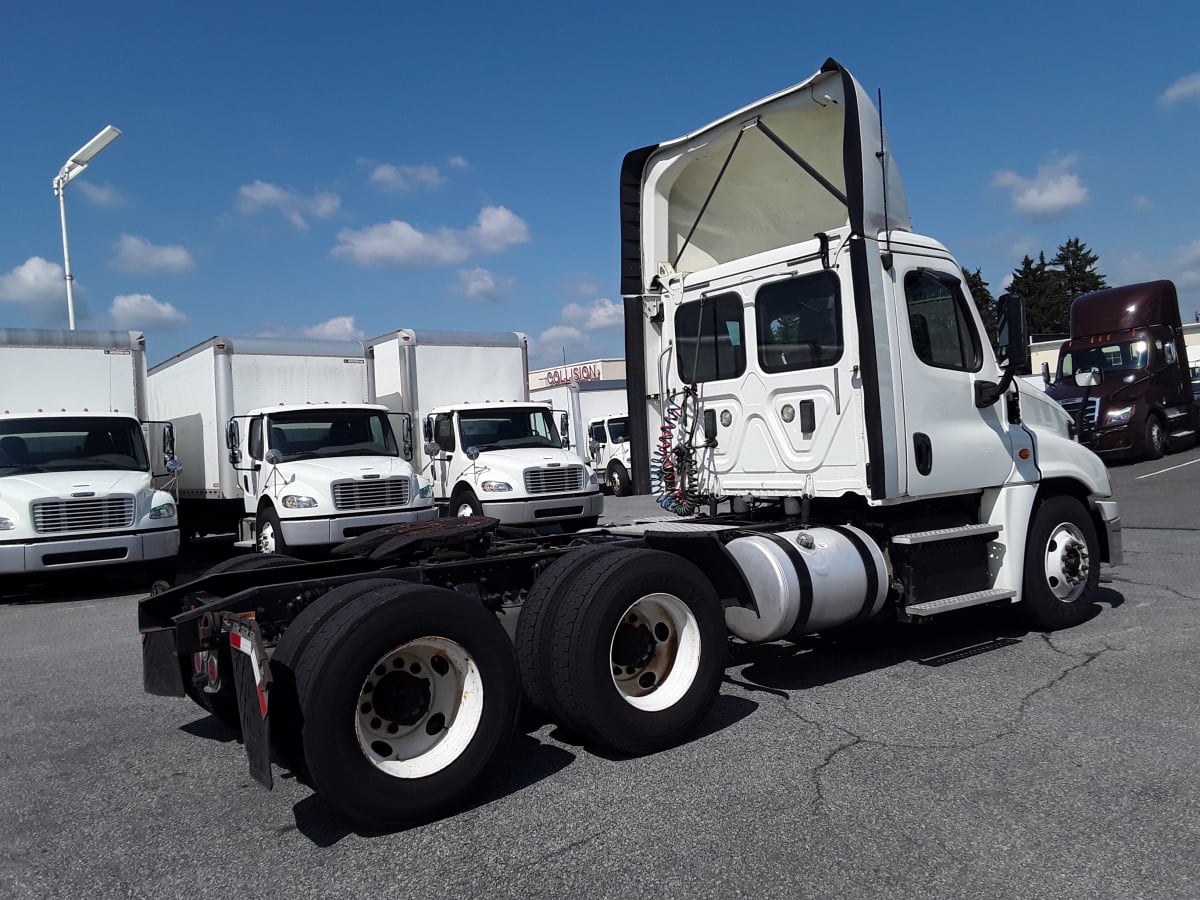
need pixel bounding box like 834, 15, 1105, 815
147, 336, 437, 555
142, 59, 1121, 830
531, 378, 632, 495
0, 329, 180, 586
369, 329, 603, 530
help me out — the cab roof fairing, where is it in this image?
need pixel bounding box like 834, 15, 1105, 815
619, 59, 911, 297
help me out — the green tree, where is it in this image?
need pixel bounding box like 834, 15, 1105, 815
1010, 252, 1070, 335
963, 268, 997, 344
1051, 236, 1107, 300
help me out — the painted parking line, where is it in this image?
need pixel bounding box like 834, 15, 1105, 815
1136, 457, 1200, 479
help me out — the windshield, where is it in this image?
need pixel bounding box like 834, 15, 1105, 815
607, 417, 630, 443
265, 411, 398, 462
457, 408, 561, 451
0, 416, 149, 476
1058, 339, 1151, 379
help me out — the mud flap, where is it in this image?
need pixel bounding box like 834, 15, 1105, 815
225, 615, 274, 790
142, 628, 186, 697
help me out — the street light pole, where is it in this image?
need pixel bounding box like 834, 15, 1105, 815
52, 125, 121, 330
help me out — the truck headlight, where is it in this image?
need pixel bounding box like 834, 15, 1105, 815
149, 502, 177, 520
1104, 406, 1132, 426
0, 517, 14, 531
481, 481, 512, 493
282, 495, 319, 509
417, 481, 434, 499
588, 470, 598, 485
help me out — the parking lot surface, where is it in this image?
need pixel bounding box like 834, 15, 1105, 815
1, 450, 1198, 899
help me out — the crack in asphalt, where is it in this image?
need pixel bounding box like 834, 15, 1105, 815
758, 642, 1120, 817
1106, 573, 1200, 603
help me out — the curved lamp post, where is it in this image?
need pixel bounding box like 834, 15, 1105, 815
52, 125, 121, 330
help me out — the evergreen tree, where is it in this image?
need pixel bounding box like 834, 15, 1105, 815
1009, 252, 1070, 335
1051, 236, 1107, 300
963, 268, 998, 344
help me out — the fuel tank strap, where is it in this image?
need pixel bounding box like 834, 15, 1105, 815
826, 524, 881, 623
758, 531, 813, 633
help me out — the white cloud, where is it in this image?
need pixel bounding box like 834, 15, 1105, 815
991, 156, 1088, 220
110, 293, 189, 329
1132, 194, 1153, 211
112, 234, 196, 274
74, 181, 125, 207
301, 316, 364, 340
333, 205, 530, 267
448, 155, 469, 169
456, 267, 514, 302
1158, 73, 1200, 106
236, 180, 341, 230
369, 163, 444, 191
0, 257, 65, 305
561, 297, 623, 331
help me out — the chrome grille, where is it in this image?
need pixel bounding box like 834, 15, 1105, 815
33, 495, 135, 534
1058, 397, 1100, 430
523, 465, 585, 494
333, 477, 411, 511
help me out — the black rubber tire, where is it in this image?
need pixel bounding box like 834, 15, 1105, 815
269, 577, 404, 779
1144, 416, 1166, 460
514, 545, 633, 716
1018, 495, 1100, 631
450, 489, 483, 518
608, 461, 631, 497
182, 553, 302, 727
257, 505, 289, 555
295, 583, 520, 828
545, 548, 727, 755
561, 516, 600, 533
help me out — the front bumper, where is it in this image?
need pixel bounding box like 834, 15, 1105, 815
0, 527, 180, 574
280, 505, 439, 547
1094, 499, 1123, 566
479, 491, 604, 525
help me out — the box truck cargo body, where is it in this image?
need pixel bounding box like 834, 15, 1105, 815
147, 336, 436, 553
0, 329, 179, 582
369, 330, 603, 528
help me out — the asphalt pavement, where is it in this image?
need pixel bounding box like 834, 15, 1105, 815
1, 453, 1197, 900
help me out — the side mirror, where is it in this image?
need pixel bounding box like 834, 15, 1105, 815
588, 439, 601, 456
424, 441, 441, 457
163, 423, 176, 458
422, 416, 433, 444
166, 458, 183, 473
225, 419, 241, 465
465, 446, 480, 461
1041, 361, 1051, 386
559, 412, 569, 435
264, 449, 283, 465
401, 414, 414, 461
1075, 367, 1102, 388
996, 292, 1029, 374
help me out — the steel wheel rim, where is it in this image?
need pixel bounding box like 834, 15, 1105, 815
609, 592, 701, 712
355, 636, 483, 779
1043, 522, 1091, 602
258, 520, 276, 554
455, 502, 475, 517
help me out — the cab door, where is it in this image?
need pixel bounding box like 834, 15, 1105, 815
890, 261, 1014, 497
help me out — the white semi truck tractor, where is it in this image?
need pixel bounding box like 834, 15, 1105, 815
0, 329, 180, 590
140, 59, 1121, 830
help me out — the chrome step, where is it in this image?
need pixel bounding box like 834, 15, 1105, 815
906, 588, 1017, 617
892, 523, 1003, 545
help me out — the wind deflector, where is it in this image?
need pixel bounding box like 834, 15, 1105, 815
620, 59, 910, 296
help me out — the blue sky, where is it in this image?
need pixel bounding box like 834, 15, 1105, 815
2, 1, 1198, 367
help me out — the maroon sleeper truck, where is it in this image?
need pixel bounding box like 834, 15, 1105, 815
1045, 280, 1199, 460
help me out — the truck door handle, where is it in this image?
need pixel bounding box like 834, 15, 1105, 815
913, 432, 932, 476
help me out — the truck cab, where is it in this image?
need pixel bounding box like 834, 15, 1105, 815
422, 402, 603, 529
0, 411, 179, 580
1044, 281, 1198, 460
587, 414, 632, 496
227, 403, 436, 553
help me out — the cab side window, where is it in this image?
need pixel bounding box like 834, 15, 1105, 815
588, 422, 606, 444
248, 418, 263, 460
434, 415, 455, 452
756, 271, 843, 373
675, 292, 746, 384
904, 270, 981, 372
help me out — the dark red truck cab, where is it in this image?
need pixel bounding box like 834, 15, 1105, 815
1045, 280, 1199, 460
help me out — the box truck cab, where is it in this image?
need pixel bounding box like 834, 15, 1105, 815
1044, 281, 1199, 460
369, 329, 603, 530
422, 400, 602, 527
587, 413, 633, 496
0, 329, 179, 585
148, 336, 436, 554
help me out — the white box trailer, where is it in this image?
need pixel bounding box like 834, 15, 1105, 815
147, 336, 436, 553
0, 329, 179, 585
369, 329, 603, 529
530, 379, 632, 494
